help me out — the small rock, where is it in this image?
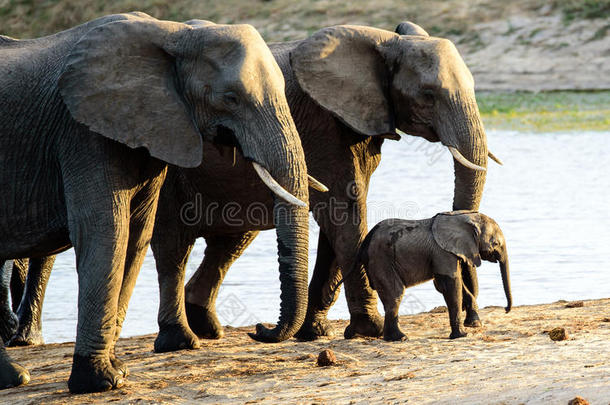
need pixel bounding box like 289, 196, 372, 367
565, 301, 584, 308
317, 349, 337, 366
601, 318, 610, 323
385, 372, 415, 381
549, 327, 569, 341
568, 396, 589, 405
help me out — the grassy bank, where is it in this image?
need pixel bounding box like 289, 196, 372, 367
477, 91, 610, 132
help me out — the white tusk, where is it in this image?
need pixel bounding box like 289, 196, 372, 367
252, 162, 307, 207
488, 150, 503, 166
448, 146, 486, 172
308, 175, 329, 192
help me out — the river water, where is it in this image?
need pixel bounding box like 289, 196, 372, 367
37, 130, 610, 343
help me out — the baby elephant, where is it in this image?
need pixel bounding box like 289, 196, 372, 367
357, 211, 512, 341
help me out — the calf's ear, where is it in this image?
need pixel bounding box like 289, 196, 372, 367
432, 213, 482, 268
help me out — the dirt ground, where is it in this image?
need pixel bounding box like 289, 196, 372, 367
459, 14, 610, 91
1, 298, 609, 404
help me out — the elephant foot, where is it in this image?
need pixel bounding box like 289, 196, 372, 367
247, 323, 290, 343
109, 348, 128, 378
154, 324, 201, 353
0, 312, 18, 344
344, 313, 384, 339
383, 327, 408, 342
464, 312, 483, 328
185, 302, 224, 339
449, 329, 468, 339
295, 317, 333, 341
8, 325, 44, 347
67, 354, 124, 394
0, 351, 30, 389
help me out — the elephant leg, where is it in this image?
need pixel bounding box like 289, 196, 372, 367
0, 340, 30, 389
184, 231, 259, 339
0, 261, 18, 344
461, 263, 481, 327
10, 259, 28, 312
295, 231, 341, 340
67, 209, 129, 394
153, 234, 198, 353
382, 293, 407, 342
112, 180, 165, 371
338, 246, 383, 340
9, 256, 55, 346
433, 274, 467, 339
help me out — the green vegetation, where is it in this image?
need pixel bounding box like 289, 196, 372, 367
477, 91, 610, 132
553, 0, 610, 22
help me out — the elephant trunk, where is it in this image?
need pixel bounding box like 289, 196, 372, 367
442, 97, 488, 211
499, 257, 512, 313
246, 106, 310, 343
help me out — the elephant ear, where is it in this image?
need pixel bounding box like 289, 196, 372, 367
59, 18, 203, 168
395, 21, 430, 36
290, 25, 398, 136
432, 212, 482, 268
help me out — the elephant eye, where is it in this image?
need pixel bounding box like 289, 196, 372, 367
421, 89, 435, 106
223, 92, 240, 107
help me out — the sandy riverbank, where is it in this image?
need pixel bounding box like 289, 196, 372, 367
1, 298, 609, 404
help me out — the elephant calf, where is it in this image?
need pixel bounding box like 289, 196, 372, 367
356, 211, 512, 341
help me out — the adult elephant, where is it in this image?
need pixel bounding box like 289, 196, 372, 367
0, 12, 310, 393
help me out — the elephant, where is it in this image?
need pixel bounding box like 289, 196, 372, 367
0, 12, 310, 393
0, 258, 55, 346
356, 211, 512, 341
3, 21, 501, 353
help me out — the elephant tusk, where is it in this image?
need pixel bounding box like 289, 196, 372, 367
488, 150, 503, 166
252, 162, 308, 207
448, 146, 486, 172
308, 175, 329, 192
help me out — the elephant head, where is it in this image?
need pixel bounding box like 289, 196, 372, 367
290, 22, 498, 211
432, 211, 512, 312
58, 14, 310, 342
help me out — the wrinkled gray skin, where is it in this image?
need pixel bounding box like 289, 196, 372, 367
5, 21, 492, 351
358, 211, 512, 341
0, 12, 308, 393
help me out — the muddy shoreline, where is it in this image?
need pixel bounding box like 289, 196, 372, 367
1, 298, 608, 404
